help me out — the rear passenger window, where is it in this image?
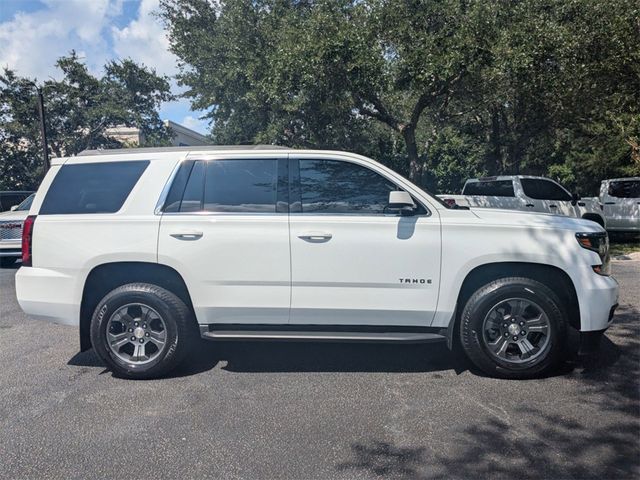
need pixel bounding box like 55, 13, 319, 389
609, 180, 640, 198
204, 159, 277, 212
463, 180, 515, 197
40, 161, 149, 214
165, 159, 279, 213
521, 179, 571, 201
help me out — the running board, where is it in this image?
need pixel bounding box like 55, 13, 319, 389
200, 328, 446, 344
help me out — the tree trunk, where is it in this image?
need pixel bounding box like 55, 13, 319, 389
403, 126, 421, 184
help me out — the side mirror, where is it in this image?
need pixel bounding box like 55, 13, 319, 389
571, 192, 580, 206
388, 191, 416, 214
10, 205, 18, 211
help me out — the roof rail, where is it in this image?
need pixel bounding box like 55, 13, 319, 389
78, 145, 290, 156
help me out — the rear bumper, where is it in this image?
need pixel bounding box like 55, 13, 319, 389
15, 266, 80, 326
0, 241, 21, 257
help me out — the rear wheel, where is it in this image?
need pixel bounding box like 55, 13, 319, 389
459, 277, 566, 379
90, 283, 196, 379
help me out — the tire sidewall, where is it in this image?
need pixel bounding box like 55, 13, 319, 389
461, 279, 565, 377
91, 287, 181, 378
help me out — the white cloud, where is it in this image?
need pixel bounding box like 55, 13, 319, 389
0, 0, 205, 130
0, 0, 121, 80
111, 0, 177, 78
180, 114, 210, 135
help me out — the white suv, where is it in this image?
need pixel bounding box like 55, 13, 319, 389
16, 147, 619, 379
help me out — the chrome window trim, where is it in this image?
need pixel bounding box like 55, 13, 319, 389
154, 158, 186, 215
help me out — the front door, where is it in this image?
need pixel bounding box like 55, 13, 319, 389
288, 156, 441, 327
519, 178, 575, 216
158, 156, 291, 325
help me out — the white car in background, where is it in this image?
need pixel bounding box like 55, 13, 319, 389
598, 177, 640, 233
438, 175, 606, 227
0, 194, 34, 267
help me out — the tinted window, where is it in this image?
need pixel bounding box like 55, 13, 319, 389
16, 194, 35, 211
0, 192, 31, 211
163, 160, 195, 213
463, 180, 515, 197
299, 159, 406, 215
521, 178, 571, 201
181, 161, 205, 212
40, 161, 149, 214
204, 159, 277, 212
609, 180, 640, 198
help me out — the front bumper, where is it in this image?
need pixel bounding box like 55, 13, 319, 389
578, 303, 617, 355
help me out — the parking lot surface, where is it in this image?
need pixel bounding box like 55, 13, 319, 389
1, 261, 638, 479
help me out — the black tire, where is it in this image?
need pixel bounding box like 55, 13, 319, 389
0, 257, 16, 268
90, 283, 196, 379
459, 277, 566, 379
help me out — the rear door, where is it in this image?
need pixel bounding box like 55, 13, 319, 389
288, 155, 441, 327
602, 179, 640, 230
158, 155, 291, 325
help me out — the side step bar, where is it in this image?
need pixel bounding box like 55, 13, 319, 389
200, 328, 446, 344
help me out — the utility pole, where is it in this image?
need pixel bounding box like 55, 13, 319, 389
35, 87, 50, 172
27, 81, 50, 174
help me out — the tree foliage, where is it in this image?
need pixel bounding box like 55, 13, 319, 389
0, 53, 174, 190
161, 0, 639, 193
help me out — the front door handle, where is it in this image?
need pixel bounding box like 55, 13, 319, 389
170, 231, 203, 240
298, 231, 333, 242
525, 204, 535, 208
605, 202, 616, 205
549, 204, 558, 209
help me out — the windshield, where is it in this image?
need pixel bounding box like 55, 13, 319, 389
15, 194, 35, 211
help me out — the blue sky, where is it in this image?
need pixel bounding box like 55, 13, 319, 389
0, 0, 209, 134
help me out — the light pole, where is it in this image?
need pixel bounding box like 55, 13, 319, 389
26, 81, 50, 173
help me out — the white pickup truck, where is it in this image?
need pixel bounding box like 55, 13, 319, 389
16, 147, 618, 380
438, 176, 606, 227
597, 177, 640, 233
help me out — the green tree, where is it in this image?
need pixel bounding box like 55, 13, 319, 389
0, 53, 174, 189
160, 0, 640, 192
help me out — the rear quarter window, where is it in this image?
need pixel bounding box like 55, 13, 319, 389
39, 161, 149, 214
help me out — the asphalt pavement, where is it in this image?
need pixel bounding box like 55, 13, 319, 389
0, 261, 638, 479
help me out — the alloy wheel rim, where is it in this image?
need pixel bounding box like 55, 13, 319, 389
482, 297, 551, 364
106, 303, 167, 365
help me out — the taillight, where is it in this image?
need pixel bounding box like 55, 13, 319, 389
22, 215, 36, 267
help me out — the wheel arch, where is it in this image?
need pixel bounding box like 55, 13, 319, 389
447, 262, 580, 349
79, 262, 195, 351
581, 213, 605, 227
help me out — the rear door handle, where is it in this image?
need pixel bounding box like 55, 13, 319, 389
525, 204, 535, 208
298, 231, 333, 241
605, 202, 616, 205
170, 231, 203, 240
549, 204, 557, 209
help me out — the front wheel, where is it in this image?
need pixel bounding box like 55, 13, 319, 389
90, 283, 196, 379
459, 277, 567, 379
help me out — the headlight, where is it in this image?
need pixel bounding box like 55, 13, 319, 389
576, 232, 610, 275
